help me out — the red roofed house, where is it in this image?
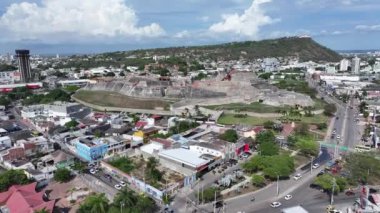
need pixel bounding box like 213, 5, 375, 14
135, 121, 148, 129
281, 122, 296, 138
0, 182, 55, 213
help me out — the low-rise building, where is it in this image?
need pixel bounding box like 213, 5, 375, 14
75, 137, 108, 162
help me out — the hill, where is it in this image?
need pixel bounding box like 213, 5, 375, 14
54, 37, 341, 70
123, 37, 342, 62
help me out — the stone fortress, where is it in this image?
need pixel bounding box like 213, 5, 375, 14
81, 72, 314, 112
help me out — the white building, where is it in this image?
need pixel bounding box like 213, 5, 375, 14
0, 136, 12, 150
340, 59, 350, 71
352, 56, 361, 74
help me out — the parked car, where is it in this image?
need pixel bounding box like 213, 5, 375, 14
312, 163, 320, 169
89, 168, 96, 174
336, 135, 341, 139
120, 181, 126, 187
293, 173, 302, 180
114, 184, 122, 190
270, 202, 282, 208
284, 195, 293, 200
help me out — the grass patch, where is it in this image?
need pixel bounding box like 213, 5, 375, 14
205, 102, 289, 113
218, 113, 329, 126
218, 114, 274, 125
313, 98, 328, 110
74, 90, 171, 110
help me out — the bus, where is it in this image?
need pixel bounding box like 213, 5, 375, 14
355, 145, 371, 152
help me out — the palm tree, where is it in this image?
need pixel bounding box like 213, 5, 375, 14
113, 188, 138, 208
78, 193, 109, 213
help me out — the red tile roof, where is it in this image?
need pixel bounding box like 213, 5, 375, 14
281, 123, 295, 137
135, 121, 148, 129
252, 126, 265, 133
23, 142, 36, 150
0, 182, 55, 213
151, 138, 172, 149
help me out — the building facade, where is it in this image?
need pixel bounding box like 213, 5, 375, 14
75, 137, 108, 162
15, 50, 32, 83
352, 56, 361, 74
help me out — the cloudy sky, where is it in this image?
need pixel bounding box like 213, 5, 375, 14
0, 0, 379, 54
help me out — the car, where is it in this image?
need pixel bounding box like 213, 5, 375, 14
95, 168, 100, 172
284, 195, 293, 200
270, 202, 282, 208
242, 154, 249, 158
312, 163, 320, 169
293, 173, 302, 180
114, 184, 122, 190
336, 135, 341, 139
120, 181, 126, 187
317, 170, 325, 177
89, 168, 96, 174
345, 190, 355, 196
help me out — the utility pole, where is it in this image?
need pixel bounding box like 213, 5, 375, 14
197, 185, 200, 205
276, 175, 279, 197
310, 156, 314, 174
331, 178, 336, 205
201, 184, 204, 205
213, 190, 217, 213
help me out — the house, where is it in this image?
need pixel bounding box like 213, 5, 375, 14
0, 182, 55, 213
16, 136, 54, 154
101, 136, 129, 156
140, 138, 172, 156
0, 136, 12, 150
240, 126, 264, 139
75, 137, 108, 162
0, 147, 25, 162
40, 150, 75, 169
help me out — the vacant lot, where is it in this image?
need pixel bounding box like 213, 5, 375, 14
74, 90, 171, 110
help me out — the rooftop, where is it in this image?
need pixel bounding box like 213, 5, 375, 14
159, 148, 209, 168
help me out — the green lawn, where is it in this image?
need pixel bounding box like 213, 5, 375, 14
205, 102, 290, 113
218, 113, 329, 126
205, 98, 326, 113
218, 114, 274, 125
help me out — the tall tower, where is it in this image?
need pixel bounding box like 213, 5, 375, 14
15, 50, 32, 83
352, 56, 361, 74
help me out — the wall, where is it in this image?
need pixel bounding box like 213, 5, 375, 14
100, 161, 164, 201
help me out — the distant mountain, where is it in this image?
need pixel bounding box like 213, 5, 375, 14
121, 37, 342, 62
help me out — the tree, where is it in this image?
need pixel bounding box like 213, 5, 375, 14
78, 193, 110, 213
199, 187, 220, 203
242, 155, 295, 179
64, 119, 79, 129
368, 58, 376, 71
316, 123, 327, 130
0, 96, 10, 106
110, 188, 156, 213
345, 152, 380, 184
54, 168, 72, 183
146, 157, 163, 183
34, 208, 49, 213
263, 121, 274, 129
251, 175, 266, 187
363, 111, 369, 119
108, 157, 135, 173
314, 174, 347, 194
0, 170, 30, 192
256, 130, 276, 144
219, 129, 238, 143
294, 123, 309, 136
258, 73, 272, 80
259, 141, 279, 156
323, 103, 337, 116
296, 136, 319, 157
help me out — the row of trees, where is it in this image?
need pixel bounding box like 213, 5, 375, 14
288, 123, 319, 157
23, 89, 71, 105
78, 189, 156, 213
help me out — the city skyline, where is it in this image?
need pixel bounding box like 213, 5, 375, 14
0, 0, 379, 54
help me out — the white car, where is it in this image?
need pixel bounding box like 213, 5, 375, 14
293, 173, 302, 180
312, 163, 320, 169
89, 168, 96, 174
336, 135, 341, 139
284, 195, 293, 200
114, 184, 122, 190
120, 181, 126, 187
270, 202, 282, 208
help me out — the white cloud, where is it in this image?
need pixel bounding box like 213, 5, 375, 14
174, 30, 191, 38
209, 0, 278, 39
0, 0, 165, 41
200, 16, 210, 22
355, 24, 380, 31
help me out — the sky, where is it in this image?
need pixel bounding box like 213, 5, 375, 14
0, 0, 379, 54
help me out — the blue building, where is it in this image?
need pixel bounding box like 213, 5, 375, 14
75, 137, 108, 162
